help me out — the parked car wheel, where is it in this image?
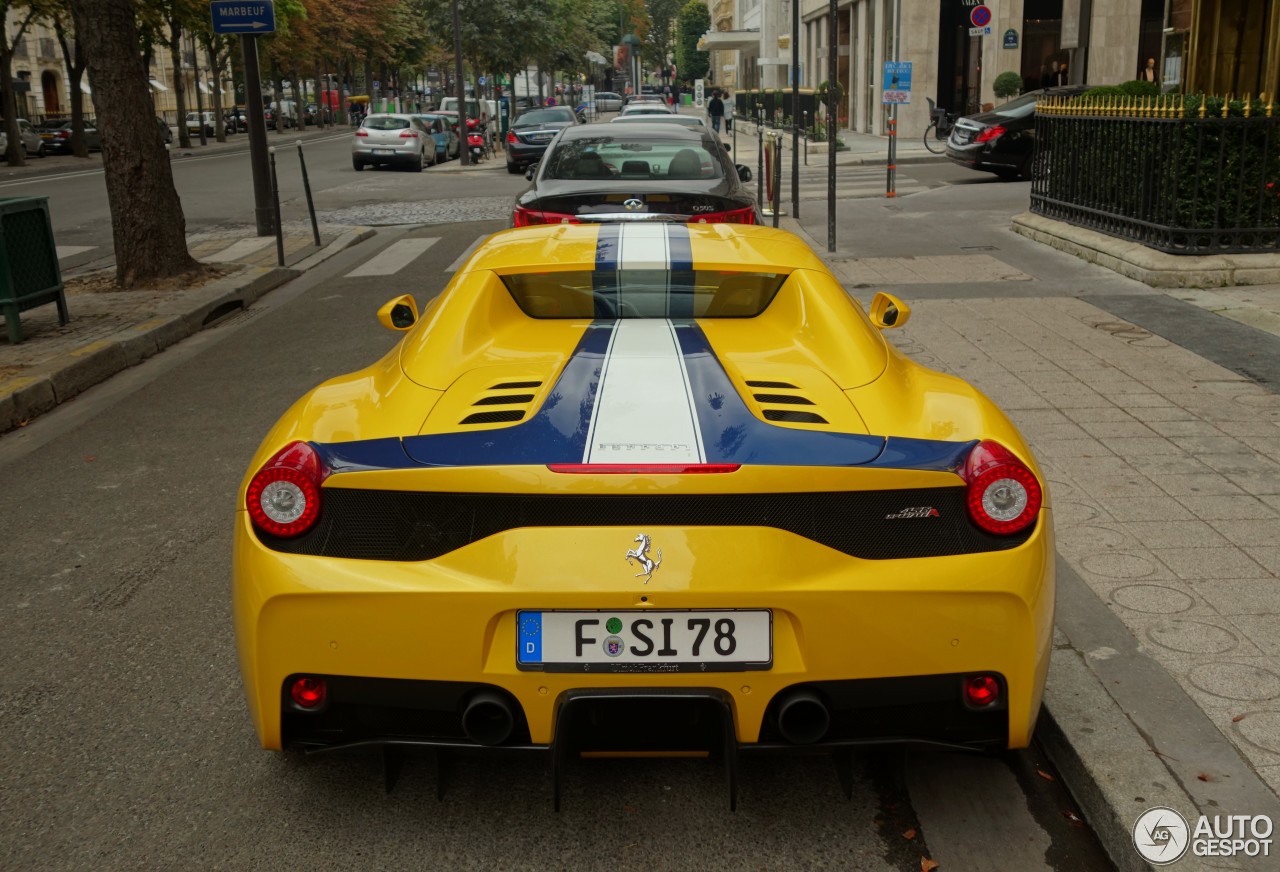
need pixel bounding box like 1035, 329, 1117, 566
412, 149, 424, 172
507, 162, 521, 174
352, 158, 364, 171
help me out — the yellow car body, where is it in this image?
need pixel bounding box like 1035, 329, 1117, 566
233, 223, 1053, 771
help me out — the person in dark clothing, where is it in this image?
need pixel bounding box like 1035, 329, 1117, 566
707, 90, 725, 133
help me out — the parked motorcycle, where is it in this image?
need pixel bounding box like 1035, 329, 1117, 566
465, 117, 487, 161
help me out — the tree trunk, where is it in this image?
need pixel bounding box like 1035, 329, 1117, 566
70, 0, 199, 287
170, 22, 190, 149
54, 17, 89, 157
0, 51, 22, 167
206, 41, 225, 143
291, 72, 304, 131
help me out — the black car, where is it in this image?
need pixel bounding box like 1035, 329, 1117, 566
38, 120, 101, 153
944, 85, 1089, 180
505, 106, 581, 174
513, 122, 758, 226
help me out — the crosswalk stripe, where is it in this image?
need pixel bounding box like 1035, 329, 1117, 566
205, 237, 274, 263
446, 234, 487, 272
345, 237, 439, 277
56, 245, 95, 260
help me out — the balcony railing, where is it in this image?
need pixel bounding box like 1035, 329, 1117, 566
1031, 94, 1279, 254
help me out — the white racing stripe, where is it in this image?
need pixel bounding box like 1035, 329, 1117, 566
585, 320, 704, 464
345, 237, 439, 277
616, 223, 671, 270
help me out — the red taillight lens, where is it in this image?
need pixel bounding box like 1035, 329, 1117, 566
507, 130, 518, 144
246, 441, 328, 538
513, 206, 581, 227
964, 675, 1001, 707
55, 130, 70, 139
547, 463, 741, 474
354, 129, 368, 137
960, 440, 1042, 535
290, 676, 327, 709
689, 205, 757, 225
399, 130, 419, 138
975, 124, 1006, 143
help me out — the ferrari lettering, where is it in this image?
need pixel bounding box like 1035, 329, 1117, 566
885, 507, 941, 519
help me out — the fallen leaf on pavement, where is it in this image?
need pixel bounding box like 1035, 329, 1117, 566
1062, 811, 1084, 827
921, 859, 939, 872
84, 455, 97, 462
902, 828, 917, 840
1233, 714, 1247, 723
1036, 769, 1055, 781
1197, 773, 1211, 782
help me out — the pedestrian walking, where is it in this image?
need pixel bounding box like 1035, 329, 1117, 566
723, 90, 734, 133
707, 89, 725, 134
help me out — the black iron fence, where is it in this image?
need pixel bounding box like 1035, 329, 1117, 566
1031, 95, 1279, 254
737, 89, 818, 128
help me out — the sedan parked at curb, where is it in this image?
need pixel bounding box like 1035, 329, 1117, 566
39, 120, 100, 153
514, 122, 757, 226
945, 85, 1089, 181
352, 113, 434, 172
592, 91, 624, 112
506, 106, 581, 174
414, 113, 460, 163
0, 119, 45, 157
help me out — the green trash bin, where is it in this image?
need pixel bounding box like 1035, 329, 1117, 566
0, 196, 67, 344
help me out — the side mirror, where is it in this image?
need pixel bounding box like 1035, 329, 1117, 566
524, 163, 538, 181
869, 292, 911, 329
722, 142, 731, 153
736, 164, 752, 183
377, 294, 419, 331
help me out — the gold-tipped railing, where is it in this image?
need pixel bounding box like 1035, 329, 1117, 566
1036, 93, 1276, 118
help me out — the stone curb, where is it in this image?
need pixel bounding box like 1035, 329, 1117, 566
1011, 211, 1280, 288
0, 225, 375, 434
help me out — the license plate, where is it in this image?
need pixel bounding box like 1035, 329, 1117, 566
517, 609, 771, 673
371, 148, 396, 155
529, 134, 552, 143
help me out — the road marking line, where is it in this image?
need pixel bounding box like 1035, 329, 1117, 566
445, 234, 486, 272
204, 237, 274, 262
55, 245, 95, 260
345, 237, 439, 277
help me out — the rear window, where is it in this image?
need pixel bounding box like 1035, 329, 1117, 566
363, 116, 411, 130
542, 137, 724, 181
515, 109, 576, 126
501, 270, 786, 318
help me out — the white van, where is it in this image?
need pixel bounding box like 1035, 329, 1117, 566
437, 96, 497, 124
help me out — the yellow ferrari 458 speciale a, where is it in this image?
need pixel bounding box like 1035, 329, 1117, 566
233, 223, 1053, 804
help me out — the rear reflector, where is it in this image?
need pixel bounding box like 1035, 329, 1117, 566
547, 463, 741, 474
964, 674, 1001, 707
290, 676, 327, 709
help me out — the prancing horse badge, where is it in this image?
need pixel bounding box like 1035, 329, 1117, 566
625, 533, 662, 582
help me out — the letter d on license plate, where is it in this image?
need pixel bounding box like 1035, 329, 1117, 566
516, 609, 771, 672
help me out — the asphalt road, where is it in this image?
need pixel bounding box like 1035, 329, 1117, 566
1, 150, 1116, 870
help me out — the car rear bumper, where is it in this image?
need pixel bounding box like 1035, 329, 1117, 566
233, 511, 1055, 753
507, 141, 550, 165
352, 142, 420, 165
945, 142, 1020, 173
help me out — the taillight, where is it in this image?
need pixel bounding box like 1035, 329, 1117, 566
354, 129, 368, 137
513, 206, 580, 226
975, 124, 1006, 143
399, 130, 419, 138
507, 130, 518, 144
290, 676, 327, 709
960, 440, 1042, 535
245, 441, 328, 538
689, 205, 757, 225
964, 674, 1001, 707
55, 130, 70, 139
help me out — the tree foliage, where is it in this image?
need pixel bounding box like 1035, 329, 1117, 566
674, 0, 708, 82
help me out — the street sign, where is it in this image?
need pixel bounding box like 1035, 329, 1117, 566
478, 76, 486, 86
881, 60, 912, 104
969, 26, 992, 36
210, 1, 275, 34
1004, 28, 1019, 48
970, 5, 991, 28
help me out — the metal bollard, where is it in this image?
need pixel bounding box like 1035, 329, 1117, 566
297, 140, 321, 247
771, 133, 783, 228
269, 146, 284, 267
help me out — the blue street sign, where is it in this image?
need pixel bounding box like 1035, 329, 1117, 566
210, 1, 276, 35
882, 61, 912, 104
478, 76, 486, 86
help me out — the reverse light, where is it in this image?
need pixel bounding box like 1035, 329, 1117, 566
975, 124, 1007, 144
964, 674, 1001, 707
689, 205, 757, 225
547, 463, 741, 474
290, 676, 327, 709
513, 206, 581, 227
246, 441, 329, 538
960, 440, 1042, 535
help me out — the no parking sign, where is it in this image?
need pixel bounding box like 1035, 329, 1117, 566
970, 5, 991, 28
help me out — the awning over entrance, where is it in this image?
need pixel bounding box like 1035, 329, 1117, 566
698, 29, 760, 52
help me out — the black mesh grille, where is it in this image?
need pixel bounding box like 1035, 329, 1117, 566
460, 410, 525, 425
753, 393, 815, 405
473, 394, 535, 406
257, 487, 1034, 561
746, 380, 796, 388
762, 410, 828, 424
492, 381, 542, 389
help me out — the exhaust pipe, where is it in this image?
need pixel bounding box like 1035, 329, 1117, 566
462, 691, 515, 746
776, 689, 830, 745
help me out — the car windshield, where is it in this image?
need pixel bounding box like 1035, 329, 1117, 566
501, 270, 786, 318
515, 109, 576, 127
363, 115, 410, 130
992, 92, 1042, 119
542, 137, 724, 181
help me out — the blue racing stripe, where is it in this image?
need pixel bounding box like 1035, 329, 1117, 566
399, 321, 615, 466
667, 224, 695, 318
593, 223, 620, 318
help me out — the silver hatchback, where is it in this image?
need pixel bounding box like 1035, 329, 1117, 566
352, 113, 433, 172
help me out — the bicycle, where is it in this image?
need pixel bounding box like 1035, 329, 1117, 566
923, 97, 955, 154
